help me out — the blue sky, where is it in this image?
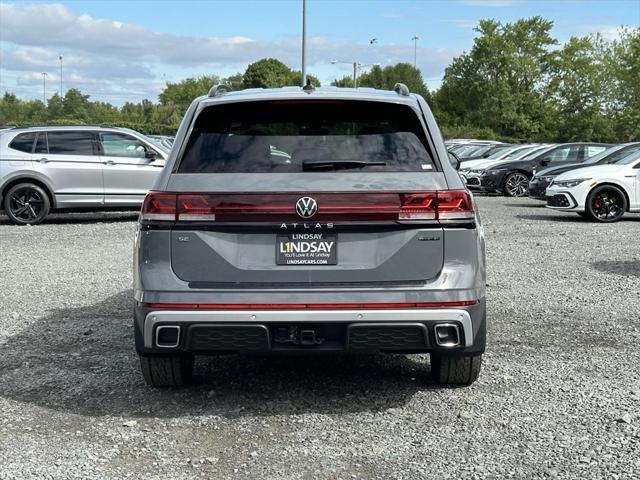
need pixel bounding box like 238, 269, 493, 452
1, 0, 638, 105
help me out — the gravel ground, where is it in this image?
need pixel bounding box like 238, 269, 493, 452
0, 197, 639, 479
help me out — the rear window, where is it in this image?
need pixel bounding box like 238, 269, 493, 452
9, 132, 36, 153
177, 100, 435, 173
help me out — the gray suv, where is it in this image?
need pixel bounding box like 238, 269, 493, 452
134, 84, 486, 387
0, 126, 168, 224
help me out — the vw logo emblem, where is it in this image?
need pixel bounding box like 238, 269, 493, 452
295, 197, 318, 218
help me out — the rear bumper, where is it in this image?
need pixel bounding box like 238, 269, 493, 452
134, 301, 486, 356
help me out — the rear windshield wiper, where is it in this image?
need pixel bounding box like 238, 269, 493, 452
302, 160, 387, 171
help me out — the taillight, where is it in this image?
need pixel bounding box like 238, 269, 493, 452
399, 193, 437, 220
140, 192, 176, 221
178, 194, 216, 221
139, 191, 474, 223
436, 190, 475, 220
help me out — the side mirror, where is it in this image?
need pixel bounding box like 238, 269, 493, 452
448, 151, 461, 171
145, 150, 157, 161
539, 157, 550, 166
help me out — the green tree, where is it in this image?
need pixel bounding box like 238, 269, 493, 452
288, 71, 321, 87
242, 58, 292, 88
45, 93, 64, 120
159, 75, 220, 111
358, 63, 430, 100
62, 88, 90, 120
601, 28, 640, 141
544, 35, 613, 141
434, 16, 557, 140
331, 76, 355, 88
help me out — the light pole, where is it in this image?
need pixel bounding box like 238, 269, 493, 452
301, 0, 307, 86
331, 60, 380, 87
58, 55, 63, 96
331, 60, 357, 86
41, 72, 48, 104
411, 35, 419, 68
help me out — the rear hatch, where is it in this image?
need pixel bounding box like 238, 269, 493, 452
143, 99, 473, 288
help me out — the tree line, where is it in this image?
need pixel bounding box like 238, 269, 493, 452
1, 17, 638, 143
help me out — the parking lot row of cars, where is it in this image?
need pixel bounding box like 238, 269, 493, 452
0, 125, 175, 225
448, 139, 640, 222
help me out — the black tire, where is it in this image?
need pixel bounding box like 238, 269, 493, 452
585, 185, 627, 223
503, 172, 530, 197
430, 353, 482, 386
139, 354, 194, 387
3, 182, 51, 225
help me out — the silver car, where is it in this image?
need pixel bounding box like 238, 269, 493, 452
0, 126, 168, 224
134, 84, 487, 387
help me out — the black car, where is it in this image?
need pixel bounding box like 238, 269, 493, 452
528, 142, 640, 199
477, 143, 611, 197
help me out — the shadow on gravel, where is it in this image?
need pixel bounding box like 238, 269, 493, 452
517, 213, 640, 223
0, 211, 138, 226
516, 214, 585, 223
592, 260, 640, 278
0, 290, 431, 419
503, 202, 545, 208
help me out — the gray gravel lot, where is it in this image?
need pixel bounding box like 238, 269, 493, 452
0, 197, 639, 479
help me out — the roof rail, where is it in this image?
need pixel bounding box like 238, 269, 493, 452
208, 84, 232, 98
393, 83, 410, 96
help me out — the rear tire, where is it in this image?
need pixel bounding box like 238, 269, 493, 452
139, 354, 194, 387
4, 182, 51, 225
430, 353, 482, 386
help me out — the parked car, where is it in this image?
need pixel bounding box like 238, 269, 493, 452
546, 150, 640, 222
459, 144, 552, 190
134, 84, 487, 388
458, 143, 514, 161
528, 142, 640, 199
478, 144, 542, 162
0, 126, 169, 225
475, 143, 610, 197
146, 134, 175, 150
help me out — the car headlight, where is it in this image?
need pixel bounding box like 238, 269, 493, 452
551, 178, 590, 188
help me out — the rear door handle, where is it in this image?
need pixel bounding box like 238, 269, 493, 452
37, 158, 49, 163
103, 161, 115, 166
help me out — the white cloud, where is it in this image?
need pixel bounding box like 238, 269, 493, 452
0, 2, 459, 104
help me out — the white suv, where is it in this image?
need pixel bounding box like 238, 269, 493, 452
0, 126, 168, 224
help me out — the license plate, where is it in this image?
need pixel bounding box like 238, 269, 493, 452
276, 233, 337, 265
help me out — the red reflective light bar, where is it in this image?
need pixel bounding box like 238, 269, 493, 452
144, 300, 477, 310
139, 191, 473, 222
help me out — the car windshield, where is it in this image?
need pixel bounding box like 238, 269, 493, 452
459, 145, 493, 158
614, 150, 640, 165
485, 146, 516, 159
503, 145, 540, 160
144, 135, 170, 153
520, 145, 556, 162
178, 100, 435, 173
592, 144, 640, 165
